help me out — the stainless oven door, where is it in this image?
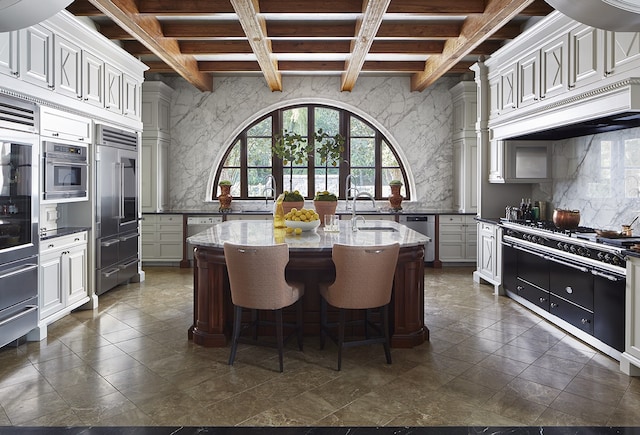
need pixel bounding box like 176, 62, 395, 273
43, 141, 88, 201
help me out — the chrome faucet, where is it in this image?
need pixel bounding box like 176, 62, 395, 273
352, 192, 376, 231
344, 174, 359, 211
263, 175, 276, 205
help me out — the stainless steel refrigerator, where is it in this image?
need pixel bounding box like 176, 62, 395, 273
95, 124, 139, 295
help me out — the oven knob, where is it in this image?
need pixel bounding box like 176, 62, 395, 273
598, 252, 605, 260
570, 245, 577, 253
531, 236, 538, 243
604, 254, 612, 263
612, 256, 621, 265
557, 242, 564, 249
563, 243, 571, 251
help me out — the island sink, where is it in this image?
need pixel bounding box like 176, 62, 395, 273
356, 226, 397, 232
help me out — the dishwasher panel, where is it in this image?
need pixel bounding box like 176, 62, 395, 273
399, 215, 435, 262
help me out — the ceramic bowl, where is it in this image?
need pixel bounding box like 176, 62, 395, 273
285, 219, 320, 232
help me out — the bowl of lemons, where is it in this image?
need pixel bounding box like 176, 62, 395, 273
284, 207, 320, 234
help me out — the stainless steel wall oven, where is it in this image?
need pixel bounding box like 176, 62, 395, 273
95, 124, 139, 295
0, 95, 39, 348
42, 140, 88, 201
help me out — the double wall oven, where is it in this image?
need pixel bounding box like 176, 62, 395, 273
0, 96, 39, 348
95, 124, 139, 295
501, 220, 626, 359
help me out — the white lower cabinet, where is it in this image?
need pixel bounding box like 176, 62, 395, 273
438, 215, 477, 263
38, 231, 88, 330
141, 214, 184, 262
473, 221, 502, 294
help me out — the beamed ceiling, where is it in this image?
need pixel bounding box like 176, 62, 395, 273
66, 0, 555, 93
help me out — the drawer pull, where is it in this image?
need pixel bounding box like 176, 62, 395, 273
539, 297, 547, 303
565, 286, 573, 294
0, 264, 37, 280
581, 318, 591, 325
551, 302, 558, 308
517, 285, 523, 291
0, 305, 37, 327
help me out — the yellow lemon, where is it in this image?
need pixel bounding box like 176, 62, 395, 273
294, 227, 302, 235
286, 227, 294, 233
290, 207, 298, 213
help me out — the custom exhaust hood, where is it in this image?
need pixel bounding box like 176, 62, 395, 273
494, 79, 640, 141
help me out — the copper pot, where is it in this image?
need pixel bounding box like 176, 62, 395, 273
553, 209, 580, 230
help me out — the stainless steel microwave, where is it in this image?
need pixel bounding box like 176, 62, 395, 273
42, 140, 88, 202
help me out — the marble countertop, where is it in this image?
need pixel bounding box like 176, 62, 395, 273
187, 220, 430, 251
145, 208, 472, 216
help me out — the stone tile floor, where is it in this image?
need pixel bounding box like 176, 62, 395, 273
1, 266, 640, 427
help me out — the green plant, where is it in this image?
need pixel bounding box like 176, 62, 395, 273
273, 129, 345, 191
389, 179, 403, 186
283, 190, 304, 202
218, 180, 232, 186
314, 129, 345, 167
314, 190, 337, 201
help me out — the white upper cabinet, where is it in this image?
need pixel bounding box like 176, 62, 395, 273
606, 31, 640, 77
123, 73, 140, 119
105, 63, 123, 114
19, 24, 54, 90
0, 31, 19, 78
517, 50, 540, 108
568, 24, 605, 90
541, 35, 568, 100
53, 34, 81, 99
499, 63, 517, 114
81, 50, 104, 108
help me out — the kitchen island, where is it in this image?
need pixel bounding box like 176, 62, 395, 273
187, 219, 429, 348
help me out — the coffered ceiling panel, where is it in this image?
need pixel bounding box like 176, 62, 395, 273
66, 0, 554, 92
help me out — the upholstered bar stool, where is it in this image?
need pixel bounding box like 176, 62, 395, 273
223, 242, 304, 372
319, 242, 400, 370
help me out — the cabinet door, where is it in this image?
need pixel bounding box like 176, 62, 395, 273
569, 25, 604, 90
20, 24, 53, 89
0, 31, 19, 77
66, 244, 87, 306
517, 51, 539, 108
541, 35, 569, 100
593, 274, 625, 352
158, 137, 169, 211
489, 139, 505, 183
479, 224, 496, 277
82, 50, 104, 107
499, 64, 517, 113
54, 35, 81, 99
40, 106, 91, 142
123, 73, 139, 119
606, 31, 640, 77
105, 63, 122, 114
39, 251, 64, 319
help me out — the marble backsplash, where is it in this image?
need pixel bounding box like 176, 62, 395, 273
534, 126, 640, 232
162, 75, 456, 212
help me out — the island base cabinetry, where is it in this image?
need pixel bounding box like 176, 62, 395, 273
189, 245, 428, 348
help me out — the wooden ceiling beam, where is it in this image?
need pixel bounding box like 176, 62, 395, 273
411, 0, 535, 91
271, 40, 352, 54
87, 0, 213, 92
279, 61, 345, 71
342, 0, 391, 92
137, 0, 235, 14
268, 22, 356, 38
230, 0, 281, 91
520, 0, 555, 15
181, 40, 253, 54
161, 21, 246, 38
363, 61, 425, 72
259, 0, 363, 14
198, 61, 262, 72
370, 40, 445, 54
387, 0, 486, 14
377, 21, 461, 38
66, 0, 103, 16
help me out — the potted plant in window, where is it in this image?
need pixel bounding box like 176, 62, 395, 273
279, 189, 305, 214
218, 180, 233, 212
273, 130, 312, 193
313, 190, 338, 226
388, 179, 403, 211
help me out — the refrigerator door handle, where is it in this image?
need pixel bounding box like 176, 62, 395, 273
116, 161, 124, 219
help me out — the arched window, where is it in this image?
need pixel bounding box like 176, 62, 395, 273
214, 104, 409, 200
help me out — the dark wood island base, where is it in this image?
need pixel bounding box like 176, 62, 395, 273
188, 244, 428, 348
